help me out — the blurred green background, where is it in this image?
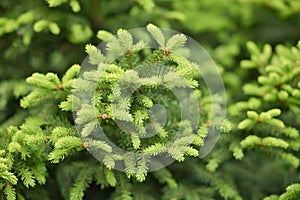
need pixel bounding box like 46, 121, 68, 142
1, 0, 300, 127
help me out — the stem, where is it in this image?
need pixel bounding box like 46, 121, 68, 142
92, 0, 102, 27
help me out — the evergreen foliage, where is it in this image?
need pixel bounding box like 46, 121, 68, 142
1, 0, 300, 200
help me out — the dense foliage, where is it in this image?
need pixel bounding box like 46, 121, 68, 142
0, 0, 300, 199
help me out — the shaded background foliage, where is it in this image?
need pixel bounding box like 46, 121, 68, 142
0, 0, 300, 199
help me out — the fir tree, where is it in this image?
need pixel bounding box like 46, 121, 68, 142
1, 1, 300, 200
